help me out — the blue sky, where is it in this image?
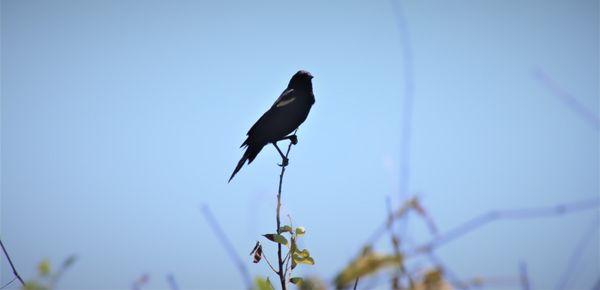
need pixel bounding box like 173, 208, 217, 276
1, 0, 598, 289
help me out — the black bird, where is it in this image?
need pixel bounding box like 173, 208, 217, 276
229, 70, 315, 182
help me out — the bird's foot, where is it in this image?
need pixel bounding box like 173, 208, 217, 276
278, 157, 289, 167
289, 135, 298, 145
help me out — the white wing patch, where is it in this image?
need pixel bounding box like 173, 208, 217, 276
276, 97, 296, 107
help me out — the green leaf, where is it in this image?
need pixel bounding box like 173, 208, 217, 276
38, 259, 51, 276
279, 225, 293, 233
295, 249, 310, 258
254, 277, 274, 290
293, 254, 315, 266
290, 277, 304, 285
263, 234, 288, 246
300, 257, 315, 265
295, 227, 306, 236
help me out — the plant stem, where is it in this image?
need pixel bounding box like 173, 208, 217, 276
276, 135, 295, 290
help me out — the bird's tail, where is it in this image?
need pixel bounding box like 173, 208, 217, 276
228, 145, 262, 183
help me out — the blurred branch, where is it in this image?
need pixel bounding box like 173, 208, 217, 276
366, 196, 430, 246
409, 198, 600, 255
355, 198, 598, 290
200, 205, 252, 290
0, 238, 25, 287
532, 67, 599, 130
555, 218, 599, 290
167, 274, 179, 290
275, 133, 295, 290
519, 261, 530, 290
49, 255, 77, 289
389, 0, 415, 200
592, 278, 600, 290
386, 197, 412, 290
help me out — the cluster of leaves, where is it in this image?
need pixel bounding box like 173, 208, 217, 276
250, 225, 314, 288
21, 256, 76, 290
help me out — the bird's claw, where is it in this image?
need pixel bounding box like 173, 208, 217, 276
278, 157, 289, 167
289, 135, 298, 145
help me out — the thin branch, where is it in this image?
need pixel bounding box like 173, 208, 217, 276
532, 67, 599, 130
0, 238, 25, 287
261, 252, 280, 274
0, 277, 17, 290
283, 251, 291, 278
275, 132, 295, 290
555, 218, 599, 290
200, 205, 252, 290
407, 198, 599, 255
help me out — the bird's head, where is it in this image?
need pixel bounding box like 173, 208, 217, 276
288, 70, 314, 90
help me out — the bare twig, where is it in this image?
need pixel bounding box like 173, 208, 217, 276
275, 132, 296, 290
200, 205, 252, 290
0, 238, 25, 287
532, 67, 600, 130
555, 218, 599, 290
353, 277, 360, 290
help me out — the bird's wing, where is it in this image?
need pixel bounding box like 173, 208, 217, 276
271, 88, 297, 108
246, 89, 297, 137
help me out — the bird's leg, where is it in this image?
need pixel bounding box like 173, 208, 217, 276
272, 142, 289, 167
276, 134, 298, 145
